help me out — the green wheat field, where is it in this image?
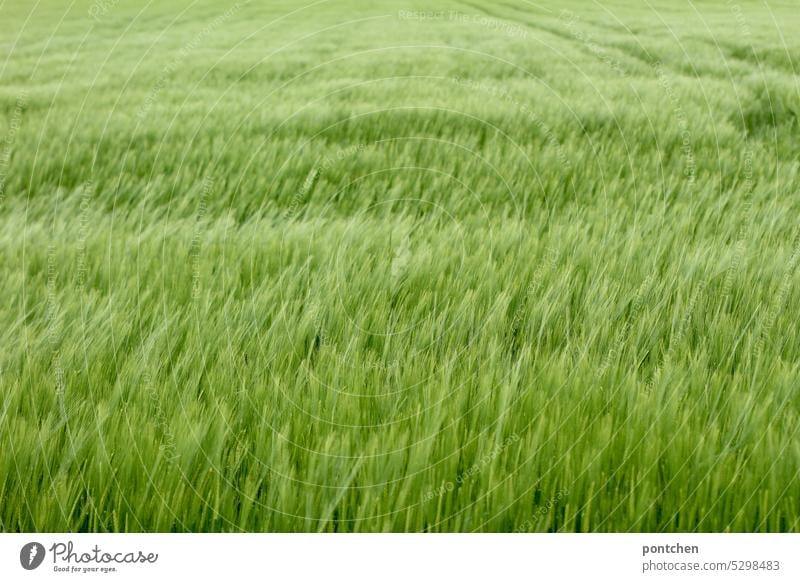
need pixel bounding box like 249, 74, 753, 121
1, 0, 799, 532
